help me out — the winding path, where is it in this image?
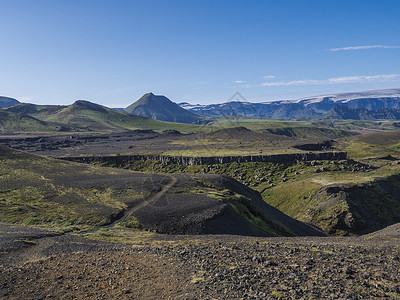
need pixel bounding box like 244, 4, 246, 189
1, 174, 178, 265
108, 174, 177, 227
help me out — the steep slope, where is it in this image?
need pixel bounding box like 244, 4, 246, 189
322, 105, 400, 120
303, 179, 400, 235
321, 105, 364, 120
134, 173, 323, 236
0, 96, 19, 108
261, 148, 400, 236
0, 146, 323, 236
180, 101, 284, 118
125, 93, 205, 124
270, 102, 316, 119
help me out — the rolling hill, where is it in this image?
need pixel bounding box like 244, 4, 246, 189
125, 93, 206, 124
2, 100, 201, 133
0, 110, 63, 132
0, 96, 19, 108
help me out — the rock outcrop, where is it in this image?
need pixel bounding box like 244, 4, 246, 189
60, 151, 347, 166
303, 176, 400, 235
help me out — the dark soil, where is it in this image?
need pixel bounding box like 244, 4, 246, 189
1, 224, 400, 299
0, 131, 172, 156
0, 127, 330, 157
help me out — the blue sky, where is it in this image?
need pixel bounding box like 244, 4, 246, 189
1, 0, 400, 106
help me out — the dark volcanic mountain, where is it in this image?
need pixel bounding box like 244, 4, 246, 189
322, 105, 400, 120
0, 96, 19, 108
125, 93, 205, 124
180, 88, 400, 120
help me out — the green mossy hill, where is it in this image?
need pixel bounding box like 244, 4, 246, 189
3, 101, 201, 133
4, 103, 65, 116
302, 177, 400, 235
0, 110, 62, 132
0, 145, 165, 229
125, 93, 206, 124
262, 161, 400, 236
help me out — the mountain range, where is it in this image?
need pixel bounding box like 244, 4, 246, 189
0, 100, 198, 132
321, 105, 400, 120
2, 88, 400, 130
179, 88, 400, 120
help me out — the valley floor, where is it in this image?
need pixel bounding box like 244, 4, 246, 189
1, 127, 400, 299
1, 223, 400, 299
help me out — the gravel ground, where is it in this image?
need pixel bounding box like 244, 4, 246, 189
1, 224, 400, 299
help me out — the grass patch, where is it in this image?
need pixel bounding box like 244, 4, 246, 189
337, 131, 400, 159
83, 227, 156, 243
262, 179, 321, 220
208, 190, 294, 236
116, 216, 143, 229
0, 146, 154, 230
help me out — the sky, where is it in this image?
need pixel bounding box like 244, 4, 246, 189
1, 0, 400, 107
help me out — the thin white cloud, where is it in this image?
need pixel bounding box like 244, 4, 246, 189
328, 45, 400, 52
233, 80, 246, 84
263, 75, 275, 79
261, 74, 400, 87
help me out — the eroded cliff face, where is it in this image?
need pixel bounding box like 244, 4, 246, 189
60, 151, 347, 166
302, 176, 400, 235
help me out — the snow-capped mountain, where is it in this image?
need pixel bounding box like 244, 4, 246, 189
295, 88, 400, 105
179, 88, 400, 119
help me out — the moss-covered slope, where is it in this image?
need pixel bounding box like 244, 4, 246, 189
0, 145, 166, 228
0, 146, 323, 236
3, 101, 201, 133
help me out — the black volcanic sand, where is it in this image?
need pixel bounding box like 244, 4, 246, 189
137, 174, 323, 237
0, 131, 171, 156
0, 128, 311, 157
1, 223, 400, 299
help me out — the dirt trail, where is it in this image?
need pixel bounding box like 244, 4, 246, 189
108, 174, 177, 227
0, 174, 178, 266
